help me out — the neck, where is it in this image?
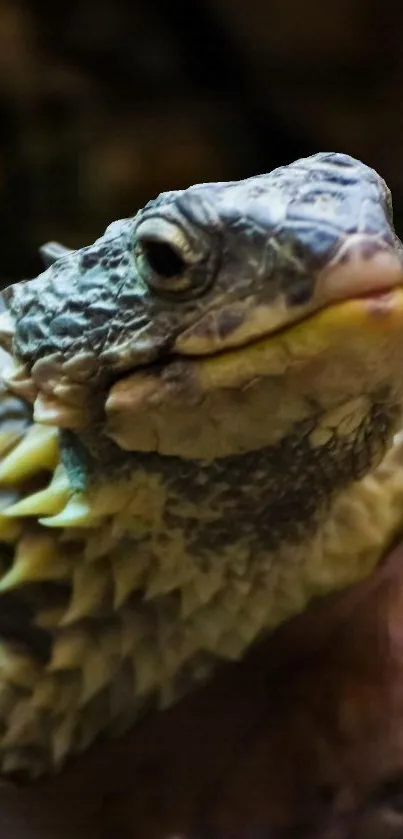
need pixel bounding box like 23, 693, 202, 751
61, 395, 397, 563
51, 405, 403, 660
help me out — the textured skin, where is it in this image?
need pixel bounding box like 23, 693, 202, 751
5, 152, 398, 374
2, 540, 403, 839
0, 152, 403, 779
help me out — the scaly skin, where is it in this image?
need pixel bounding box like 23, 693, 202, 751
0, 152, 402, 779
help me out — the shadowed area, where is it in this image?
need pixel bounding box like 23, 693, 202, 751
1, 539, 403, 837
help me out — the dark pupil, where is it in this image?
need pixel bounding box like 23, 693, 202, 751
141, 239, 186, 278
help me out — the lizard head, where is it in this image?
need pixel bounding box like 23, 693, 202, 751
3, 151, 403, 462
1, 150, 403, 615
0, 152, 402, 779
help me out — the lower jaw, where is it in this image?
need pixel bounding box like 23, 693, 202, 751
170, 288, 403, 404
12, 287, 403, 453
103, 288, 403, 460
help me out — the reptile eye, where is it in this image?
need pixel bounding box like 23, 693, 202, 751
135, 216, 213, 297
140, 239, 187, 280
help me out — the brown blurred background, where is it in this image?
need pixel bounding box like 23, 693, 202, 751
0, 0, 402, 283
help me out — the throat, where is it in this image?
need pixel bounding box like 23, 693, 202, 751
0, 399, 399, 779
61, 397, 397, 561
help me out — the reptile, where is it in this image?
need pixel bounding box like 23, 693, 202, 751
0, 151, 402, 780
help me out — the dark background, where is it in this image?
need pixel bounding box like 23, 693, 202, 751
1, 5, 403, 836
0, 0, 402, 283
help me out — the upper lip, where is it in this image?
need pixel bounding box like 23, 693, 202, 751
174, 243, 403, 359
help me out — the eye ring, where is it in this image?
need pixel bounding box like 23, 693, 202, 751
134, 216, 216, 297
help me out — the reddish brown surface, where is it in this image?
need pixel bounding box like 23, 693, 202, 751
2, 545, 403, 838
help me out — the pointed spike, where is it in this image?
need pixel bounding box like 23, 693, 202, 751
0, 534, 70, 591
31, 673, 80, 714
112, 550, 148, 608
134, 643, 162, 696
75, 699, 110, 755
39, 241, 73, 268
158, 681, 181, 711
48, 628, 90, 671
236, 612, 263, 646
0, 425, 59, 484
180, 570, 224, 618
80, 633, 121, 704
144, 561, 195, 601
4, 469, 72, 517
119, 611, 153, 658
40, 496, 98, 528
213, 630, 250, 661
76, 482, 133, 520
158, 634, 193, 679
61, 563, 110, 624
243, 588, 278, 632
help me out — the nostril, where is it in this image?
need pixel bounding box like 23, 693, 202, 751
285, 278, 314, 307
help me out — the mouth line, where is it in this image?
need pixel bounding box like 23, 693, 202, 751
17, 283, 403, 433
180, 287, 399, 355
109, 285, 402, 386
10, 285, 400, 409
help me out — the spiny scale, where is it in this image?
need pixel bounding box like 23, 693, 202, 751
0, 389, 402, 779
0, 425, 59, 484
